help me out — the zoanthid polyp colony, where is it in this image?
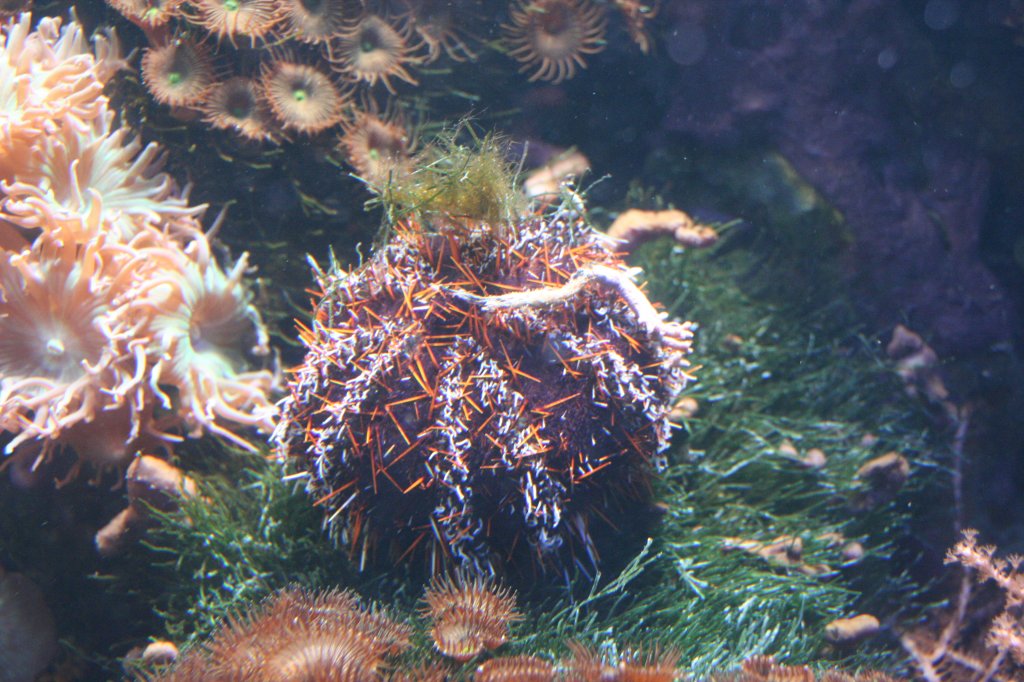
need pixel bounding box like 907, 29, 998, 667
274, 208, 695, 577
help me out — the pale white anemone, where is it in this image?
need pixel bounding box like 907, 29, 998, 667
0, 12, 276, 479
0, 234, 145, 457
1, 109, 206, 243
135, 232, 277, 450
0, 12, 127, 181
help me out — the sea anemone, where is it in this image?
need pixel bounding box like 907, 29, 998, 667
475, 656, 556, 682
106, 0, 183, 33
330, 13, 419, 94
423, 573, 521, 661
147, 588, 411, 681
140, 39, 215, 108
274, 206, 694, 577
136, 233, 277, 450
1, 11, 271, 484
0, 234, 140, 458
200, 76, 277, 142
13, 403, 179, 489
408, 0, 478, 63
503, 0, 607, 83
278, 0, 352, 45
733, 656, 816, 682
0, 110, 206, 243
0, 12, 126, 175
564, 642, 681, 682
337, 107, 413, 187
0, 220, 30, 251
260, 59, 347, 135
190, 0, 280, 44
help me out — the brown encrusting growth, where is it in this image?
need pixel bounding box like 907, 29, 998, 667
134, 579, 911, 682
145, 588, 412, 681
503, 0, 607, 83
273, 212, 695, 576
423, 573, 522, 661
851, 451, 910, 511
94, 455, 199, 556
105, 0, 663, 174
523, 150, 591, 202
101, 0, 668, 183
606, 209, 719, 253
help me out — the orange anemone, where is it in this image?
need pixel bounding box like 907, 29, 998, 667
330, 13, 419, 94
474, 656, 556, 682
565, 642, 681, 682
337, 107, 412, 186
408, 0, 478, 63
278, 0, 353, 45
201, 76, 277, 142
141, 39, 215, 107
422, 574, 521, 662
191, 0, 279, 44
260, 59, 348, 135
146, 588, 412, 681
106, 0, 183, 30
503, 0, 607, 83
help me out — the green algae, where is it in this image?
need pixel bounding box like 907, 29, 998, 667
368, 124, 527, 229
115, 194, 943, 678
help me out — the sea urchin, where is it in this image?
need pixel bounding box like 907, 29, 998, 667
274, 208, 695, 577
